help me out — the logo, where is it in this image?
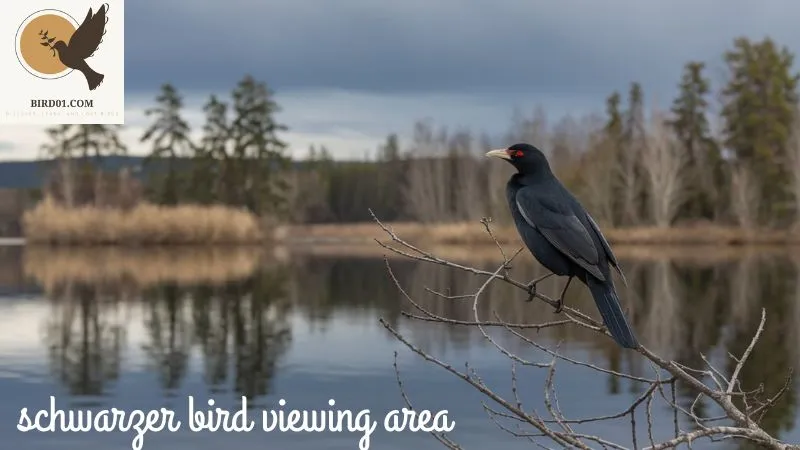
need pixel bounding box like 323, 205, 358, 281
15, 4, 110, 90
2, 1, 124, 124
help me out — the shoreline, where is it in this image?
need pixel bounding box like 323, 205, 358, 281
6, 222, 800, 247
280, 222, 800, 247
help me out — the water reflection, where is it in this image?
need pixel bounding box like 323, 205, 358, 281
4, 245, 800, 447
44, 283, 126, 398
28, 247, 292, 404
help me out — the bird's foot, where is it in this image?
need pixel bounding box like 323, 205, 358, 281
552, 276, 572, 314
525, 282, 537, 302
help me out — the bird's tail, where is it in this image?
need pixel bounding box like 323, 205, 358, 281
586, 276, 639, 349
81, 66, 104, 90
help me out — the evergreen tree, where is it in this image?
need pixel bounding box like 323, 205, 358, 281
140, 83, 193, 204
376, 133, 404, 220
619, 82, 645, 225
721, 37, 800, 223
668, 61, 722, 219
195, 95, 230, 204
228, 75, 290, 216
604, 91, 624, 142
41, 124, 126, 205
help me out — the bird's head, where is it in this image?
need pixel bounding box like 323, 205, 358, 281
485, 143, 551, 175
52, 41, 67, 52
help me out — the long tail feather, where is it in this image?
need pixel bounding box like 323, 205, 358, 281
586, 277, 638, 349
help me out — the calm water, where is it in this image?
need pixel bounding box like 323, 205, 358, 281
0, 244, 799, 449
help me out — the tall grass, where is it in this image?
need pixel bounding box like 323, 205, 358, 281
284, 221, 800, 246
23, 197, 265, 245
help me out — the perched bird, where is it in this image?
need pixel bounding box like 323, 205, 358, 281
49, 4, 109, 90
486, 143, 639, 349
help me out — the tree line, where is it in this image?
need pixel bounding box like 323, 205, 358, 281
39, 36, 800, 228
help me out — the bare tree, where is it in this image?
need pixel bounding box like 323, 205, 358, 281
480, 134, 515, 224
730, 164, 760, 229
506, 107, 549, 156
787, 111, 800, 221
403, 121, 451, 222
448, 130, 483, 221
579, 131, 618, 226
370, 211, 796, 449
640, 111, 688, 227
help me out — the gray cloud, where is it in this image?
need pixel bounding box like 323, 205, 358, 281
125, 0, 800, 98
0, 141, 14, 152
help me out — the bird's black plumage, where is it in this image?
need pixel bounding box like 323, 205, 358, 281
487, 143, 639, 349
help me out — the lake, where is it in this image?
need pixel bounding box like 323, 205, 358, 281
0, 243, 798, 449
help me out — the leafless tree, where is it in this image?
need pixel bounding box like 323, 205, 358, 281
730, 164, 760, 229
403, 121, 451, 222
579, 131, 618, 226
480, 134, 515, 225
505, 107, 550, 157
787, 112, 800, 221
370, 210, 796, 449
640, 111, 688, 227
448, 130, 483, 221
617, 153, 641, 226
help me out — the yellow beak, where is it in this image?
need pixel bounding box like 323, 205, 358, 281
485, 148, 511, 160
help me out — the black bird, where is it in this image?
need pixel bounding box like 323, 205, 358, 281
486, 143, 639, 349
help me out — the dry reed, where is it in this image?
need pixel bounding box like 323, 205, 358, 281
284, 221, 800, 246
22, 197, 264, 245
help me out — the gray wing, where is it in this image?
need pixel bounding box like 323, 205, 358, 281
515, 187, 604, 281
585, 212, 627, 286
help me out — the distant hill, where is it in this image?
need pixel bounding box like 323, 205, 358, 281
0, 156, 314, 190
0, 156, 150, 189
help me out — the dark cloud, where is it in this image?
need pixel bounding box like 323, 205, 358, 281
125, 0, 800, 98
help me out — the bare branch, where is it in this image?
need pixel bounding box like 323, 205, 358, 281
726, 308, 766, 397
372, 216, 798, 450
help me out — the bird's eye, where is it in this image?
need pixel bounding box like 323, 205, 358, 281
514, 150, 524, 157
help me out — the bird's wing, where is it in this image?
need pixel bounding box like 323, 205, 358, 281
585, 212, 627, 286
68, 4, 108, 59
515, 187, 604, 281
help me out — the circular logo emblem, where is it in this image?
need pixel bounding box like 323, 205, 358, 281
15, 9, 79, 79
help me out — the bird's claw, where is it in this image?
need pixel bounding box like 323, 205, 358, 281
525, 282, 537, 302
553, 298, 564, 313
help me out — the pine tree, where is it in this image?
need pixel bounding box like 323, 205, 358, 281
668, 61, 722, 219
721, 37, 800, 223
41, 124, 126, 205
229, 75, 290, 216
196, 95, 230, 204
140, 83, 193, 204
618, 82, 645, 225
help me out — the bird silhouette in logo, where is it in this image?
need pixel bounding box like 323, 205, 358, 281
39, 3, 109, 90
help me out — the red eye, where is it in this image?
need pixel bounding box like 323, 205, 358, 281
514, 150, 524, 157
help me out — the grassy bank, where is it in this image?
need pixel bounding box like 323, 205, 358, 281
19, 198, 800, 246
283, 221, 800, 246
23, 198, 265, 245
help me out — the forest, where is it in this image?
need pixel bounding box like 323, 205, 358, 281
28, 36, 800, 242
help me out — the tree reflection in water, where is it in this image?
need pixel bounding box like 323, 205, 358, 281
43, 282, 128, 398
32, 246, 800, 444
37, 248, 291, 404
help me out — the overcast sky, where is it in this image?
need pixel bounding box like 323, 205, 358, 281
0, 0, 797, 161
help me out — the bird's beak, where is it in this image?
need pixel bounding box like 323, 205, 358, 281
485, 149, 511, 160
